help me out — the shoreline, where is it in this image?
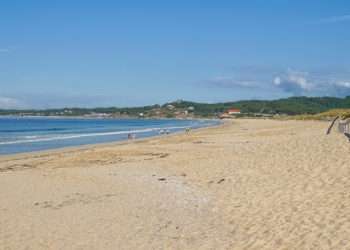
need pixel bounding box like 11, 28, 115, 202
0, 119, 225, 161
0, 115, 218, 121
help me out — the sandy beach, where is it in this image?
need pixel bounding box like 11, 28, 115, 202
1, 119, 350, 249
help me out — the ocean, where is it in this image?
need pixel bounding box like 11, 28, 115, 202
0, 117, 219, 155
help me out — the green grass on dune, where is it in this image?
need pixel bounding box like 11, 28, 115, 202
290, 109, 350, 121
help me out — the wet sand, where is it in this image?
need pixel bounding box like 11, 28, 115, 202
1, 119, 350, 249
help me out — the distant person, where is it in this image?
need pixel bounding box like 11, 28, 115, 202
128, 133, 136, 140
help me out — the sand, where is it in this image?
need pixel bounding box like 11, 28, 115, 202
1, 119, 350, 250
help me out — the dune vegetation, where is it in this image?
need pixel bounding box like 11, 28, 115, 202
290, 109, 350, 121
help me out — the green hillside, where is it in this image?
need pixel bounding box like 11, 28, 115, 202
1, 96, 350, 118
163, 96, 350, 116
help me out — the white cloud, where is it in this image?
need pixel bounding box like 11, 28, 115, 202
205, 77, 257, 88
273, 69, 350, 96
334, 81, 350, 88
273, 76, 281, 85
273, 69, 313, 95
0, 97, 23, 109
203, 66, 350, 98
319, 14, 350, 24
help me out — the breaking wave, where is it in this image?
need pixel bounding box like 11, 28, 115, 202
0, 126, 188, 145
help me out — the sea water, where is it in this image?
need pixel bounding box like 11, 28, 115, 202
0, 117, 218, 155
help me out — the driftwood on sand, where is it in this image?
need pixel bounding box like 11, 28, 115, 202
326, 116, 339, 135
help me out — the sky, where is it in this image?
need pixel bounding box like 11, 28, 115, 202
0, 0, 350, 109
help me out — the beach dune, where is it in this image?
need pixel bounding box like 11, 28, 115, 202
1, 119, 350, 249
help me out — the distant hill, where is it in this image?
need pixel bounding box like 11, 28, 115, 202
1, 96, 350, 118
162, 96, 350, 116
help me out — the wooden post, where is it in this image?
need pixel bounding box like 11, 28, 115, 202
326, 116, 339, 135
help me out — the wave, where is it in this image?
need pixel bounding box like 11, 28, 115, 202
0, 126, 189, 145
24, 135, 40, 139
0, 128, 71, 133
0, 125, 107, 133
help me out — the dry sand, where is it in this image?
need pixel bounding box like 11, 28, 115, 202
1, 119, 350, 250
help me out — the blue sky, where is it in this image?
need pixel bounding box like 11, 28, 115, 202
1, 0, 350, 108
